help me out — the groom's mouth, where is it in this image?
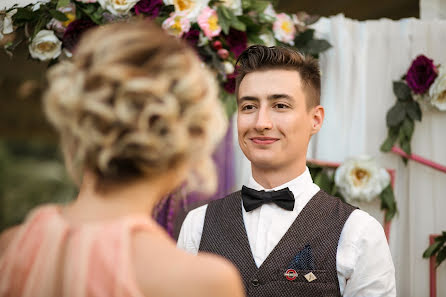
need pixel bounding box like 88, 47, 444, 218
250, 137, 279, 145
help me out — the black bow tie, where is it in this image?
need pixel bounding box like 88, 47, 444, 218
241, 186, 295, 212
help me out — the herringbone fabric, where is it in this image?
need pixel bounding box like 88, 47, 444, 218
199, 190, 356, 297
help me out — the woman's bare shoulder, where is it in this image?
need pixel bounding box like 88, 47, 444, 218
0, 225, 20, 257
131, 231, 245, 297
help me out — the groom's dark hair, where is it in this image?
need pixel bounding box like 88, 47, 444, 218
235, 45, 321, 110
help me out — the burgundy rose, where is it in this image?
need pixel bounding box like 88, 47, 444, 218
223, 72, 237, 94
63, 19, 96, 53
225, 28, 247, 58
183, 29, 200, 47
134, 0, 163, 18
406, 55, 438, 94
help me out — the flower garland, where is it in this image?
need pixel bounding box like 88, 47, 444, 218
308, 155, 397, 222
381, 55, 446, 163
0, 0, 331, 116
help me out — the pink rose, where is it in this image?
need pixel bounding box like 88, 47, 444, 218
197, 7, 221, 39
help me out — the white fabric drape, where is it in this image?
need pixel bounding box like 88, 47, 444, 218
232, 14, 446, 297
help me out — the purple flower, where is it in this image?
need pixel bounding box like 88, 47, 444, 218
183, 29, 200, 47
62, 19, 96, 53
406, 55, 438, 94
225, 28, 247, 58
134, 0, 163, 18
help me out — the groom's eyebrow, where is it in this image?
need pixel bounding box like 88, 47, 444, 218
238, 96, 259, 104
267, 94, 294, 101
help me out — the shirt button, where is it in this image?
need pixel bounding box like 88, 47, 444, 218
251, 279, 260, 287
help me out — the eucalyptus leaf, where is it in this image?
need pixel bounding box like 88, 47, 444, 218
393, 81, 412, 101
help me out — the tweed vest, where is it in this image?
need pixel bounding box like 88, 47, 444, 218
199, 190, 356, 297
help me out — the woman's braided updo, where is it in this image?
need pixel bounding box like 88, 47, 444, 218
44, 21, 227, 193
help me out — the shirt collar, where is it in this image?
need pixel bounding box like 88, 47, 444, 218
246, 167, 314, 199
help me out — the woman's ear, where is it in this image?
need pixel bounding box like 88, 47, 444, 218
310, 105, 324, 135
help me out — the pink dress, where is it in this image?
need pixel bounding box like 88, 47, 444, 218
0, 205, 154, 297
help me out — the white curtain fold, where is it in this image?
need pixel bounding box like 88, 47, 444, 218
233, 14, 446, 296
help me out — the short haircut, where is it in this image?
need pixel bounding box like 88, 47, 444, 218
235, 45, 321, 109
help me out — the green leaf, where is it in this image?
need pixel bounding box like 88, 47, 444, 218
219, 5, 232, 19
13, 7, 36, 23
399, 137, 411, 156
217, 6, 230, 35
294, 29, 315, 48
314, 171, 333, 193
304, 39, 332, 55
423, 241, 443, 258
50, 9, 69, 22
248, 33, 265, 45
250, 0, 269, 13
380, 127, 399, 152
386, 102, 406, 127
436, 247, 446, 268
231, 17, 247, 31
241, 0, 252, 10
56, 0, 70, 8
401, 118, 415, 139
393, 81, 412, 101
407, 100, 422, 121
238, 15, 260, 32
379, 185, 397, 222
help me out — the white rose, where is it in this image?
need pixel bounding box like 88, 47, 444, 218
428, 65, 446, 111
98, 0, 139, 15
334, 155, 390, 203
29, 30, 62, 61
32, 0, 51, 11
259, 32, 276, 47
1, 9, 17, 35
263, 4, 276, 20
164, 0, 210, 21
220, 0, 242, 16
223, 61, 234, 74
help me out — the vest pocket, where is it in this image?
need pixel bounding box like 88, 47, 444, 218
279, 269, 328, 283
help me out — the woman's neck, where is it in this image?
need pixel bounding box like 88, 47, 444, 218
62, 171, 173, 224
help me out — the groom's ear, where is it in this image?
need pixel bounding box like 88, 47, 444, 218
310, 105, 324, 135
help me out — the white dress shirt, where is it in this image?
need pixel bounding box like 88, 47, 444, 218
177, 168, 396, 297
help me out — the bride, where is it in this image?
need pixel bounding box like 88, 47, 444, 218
0, 21, 244, 297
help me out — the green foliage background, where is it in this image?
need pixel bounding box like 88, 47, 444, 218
0, 140, 77, 232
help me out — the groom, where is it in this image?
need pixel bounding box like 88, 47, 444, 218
178, 45, 395, 297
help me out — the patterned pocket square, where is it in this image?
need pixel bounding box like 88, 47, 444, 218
287, 244, 315, 271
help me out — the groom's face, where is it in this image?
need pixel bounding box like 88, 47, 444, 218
237, 69, 316, 171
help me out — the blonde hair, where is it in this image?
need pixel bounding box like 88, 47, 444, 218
43, 21, 227, 193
